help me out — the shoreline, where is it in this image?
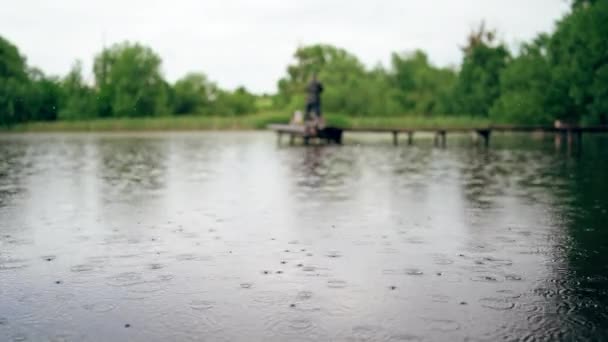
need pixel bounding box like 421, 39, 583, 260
0, 114, 492, 133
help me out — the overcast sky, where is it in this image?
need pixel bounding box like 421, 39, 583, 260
2, 0, 570, 93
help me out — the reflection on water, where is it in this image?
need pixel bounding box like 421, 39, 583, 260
1, 132, 607, 341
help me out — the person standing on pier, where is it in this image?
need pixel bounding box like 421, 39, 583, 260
305, 74, 324, 130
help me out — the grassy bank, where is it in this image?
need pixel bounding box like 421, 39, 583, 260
1, 113, 491, 132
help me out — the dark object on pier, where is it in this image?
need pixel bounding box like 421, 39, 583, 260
316, 127, 343, 144
269, 124, 342, 145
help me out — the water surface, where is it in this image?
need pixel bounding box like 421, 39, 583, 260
1, 132, 607, 341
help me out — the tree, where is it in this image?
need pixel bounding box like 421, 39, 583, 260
213, 86, 257, 116
546, 0, 608, 124
572, 0, 597, 9
0, 35, 30, 125
276, 44, 369, 114
489, 36, 553, 124
172, 73, 218, 115
453, 24, 510, 116
93, 42, 169, 117
59, 61, 97, 120
390, 50, 457, 115
27, 68, 62, 121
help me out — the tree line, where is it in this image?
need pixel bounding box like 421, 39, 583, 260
1, 0, 606, 126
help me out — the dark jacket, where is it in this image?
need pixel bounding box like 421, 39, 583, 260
306, 80, 323, 104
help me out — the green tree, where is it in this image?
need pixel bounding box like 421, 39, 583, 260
213, 86, 257, 116
453, 24, 510, 116
172, 73, 218, 115
390, 50, 457, 115
546, 0, 608, 124
572, 0, 597, 9
276, 44, 369, 114
27, 68, 62, 121
489, 36, 553, 124
0, 35, 30, 125
59, 61, 97, 120
360, 66, 403, 116
93, 42, 169, 117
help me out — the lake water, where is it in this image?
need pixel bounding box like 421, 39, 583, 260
1, 132, 607, 341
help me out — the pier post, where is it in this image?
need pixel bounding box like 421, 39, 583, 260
435, 131, 446, 147
477, 129, 491, 147
407, 131, 413, 145
567, 130, 574, 146
289, 134, 295, 145
554, 132, 562, 150
392, 131, 398, 146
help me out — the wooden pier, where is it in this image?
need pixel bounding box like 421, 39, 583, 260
268, 124, 608, 147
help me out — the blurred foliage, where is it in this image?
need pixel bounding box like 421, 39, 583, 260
390, 50, 457, 115
1, 0, 607, 127
93, 42, 169, 117
59, 61, 97, 120
453, 24, 511, 117
171, 73, 218, 115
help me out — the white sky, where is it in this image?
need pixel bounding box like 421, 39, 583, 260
1, 0, 570, 93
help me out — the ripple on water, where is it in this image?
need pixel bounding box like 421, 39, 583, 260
302, 266, 316, 272
425, 319, 461, 332
433, 255, 455, 266
387, 333, 423, 341
517, 300, 544, 317
296, 291, 313, 300
326, 251, 342, 258
301, 265, 331, 277
0, 258, 29, 271
106, 272, 143, 287
55, 293, 76, 301
114, 254, 140, 259
380, 247, 399, 254
479, 297, 516, 311
48, 332, 87, 342
382, 269, 401, 276
86, 256, 110, 264
189, 299, 215, 311
350, 324, 384, 341
405, 237, 426, 245
505, 274, 523, 281
149, 263, 164, 270
524, 312, 572, 341
11, 334, 27, 342
430, 294, 451, 303
70, 264, 97, 273
265, 315, 317, 340
471, 274, 503, 283
252, 291, 290, 306
533, 286, 558, 299
327, 279, 347, 289
496, 289, 522, 299
353, 240, 375, 246
481, 257, 513, 267
124, 274, 173, 295
175, 253, 212, 261
83, 302, 116, 313
405, 268, 424, 276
